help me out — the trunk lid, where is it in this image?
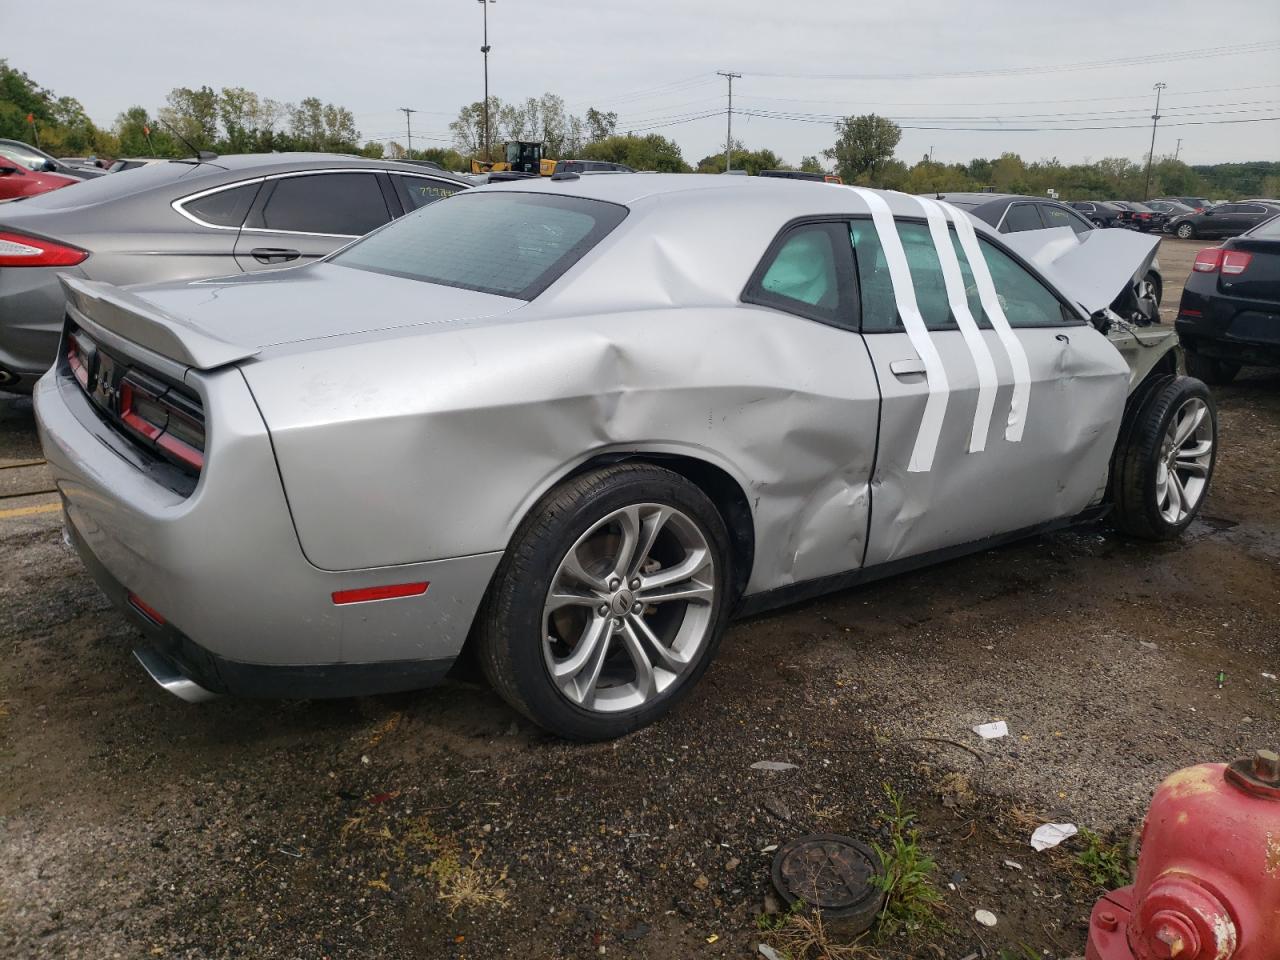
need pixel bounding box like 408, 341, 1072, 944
61, 263, 525, 370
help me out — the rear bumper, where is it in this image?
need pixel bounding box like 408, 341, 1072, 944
1177, 284, 1280, 366
0, 264, 83, 391
34, 364, 501, 696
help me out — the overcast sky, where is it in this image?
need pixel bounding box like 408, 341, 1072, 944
7, 0, 1279, 167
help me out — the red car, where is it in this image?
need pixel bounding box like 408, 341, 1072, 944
0, 149, 80, 202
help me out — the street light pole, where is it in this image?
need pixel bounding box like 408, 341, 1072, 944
1143, 82, 1166, 201
717, 71, 741, 172
479, 0, 494, 162
399, 107, 417, 156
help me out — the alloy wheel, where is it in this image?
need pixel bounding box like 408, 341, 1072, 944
1156, 397, 1213, 524
542, 503, 716, 713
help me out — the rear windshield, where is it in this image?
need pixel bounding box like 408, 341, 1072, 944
1245, 214, 1280, 239
15, 160, 200, 210
333, 191, 627, 300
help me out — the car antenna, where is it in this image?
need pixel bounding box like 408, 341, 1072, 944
158, 119, 218, 163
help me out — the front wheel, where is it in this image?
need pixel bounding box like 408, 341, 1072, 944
475, 463, 733, 740
1111, 377, 1217, 540
1175, 222, 1196, 239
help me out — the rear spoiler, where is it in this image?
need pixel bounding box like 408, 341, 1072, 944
59, 275, 258, 370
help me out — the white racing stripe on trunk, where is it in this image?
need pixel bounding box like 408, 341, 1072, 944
913, 195, 998, 453
847, 187, 949, 473
938, 200, 1031, 442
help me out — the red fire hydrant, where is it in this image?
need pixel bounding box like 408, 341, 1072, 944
1085, 750, 1280, 960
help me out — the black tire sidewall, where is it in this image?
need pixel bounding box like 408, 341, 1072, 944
1118, 377, 1217, 539
480, 464, 733, 740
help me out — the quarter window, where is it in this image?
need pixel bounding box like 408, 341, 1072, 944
744, 222, 854, 327
252, 172, 390, 236
1042, 203, 1093, 236
392, 174, 465, 212
1001, 203, 1044, 233
181, 182, 260, 228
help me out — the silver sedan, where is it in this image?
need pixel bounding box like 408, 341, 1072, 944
34, 175, 1216, 739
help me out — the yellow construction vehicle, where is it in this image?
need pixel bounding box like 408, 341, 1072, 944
471, 140, 557, 177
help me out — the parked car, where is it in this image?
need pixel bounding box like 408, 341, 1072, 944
758, 169, 844, 184
1175, 213, 1280, 383
937, 192, 1162, 320
1145, 199, 1196, 223
35, 176, 1209, 739
0, 139, 106, 179
108, 157, 168, 173
1110, 201, 1169, 233
0, 153, 469, 392
554, 159, 636, 174
1168, 201, 1280, 240
1069, 200, 1129, 228
0, 148, 81, 202
1155, 197, 1214, 214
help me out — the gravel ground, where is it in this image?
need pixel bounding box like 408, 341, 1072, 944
1, 238, 1277, 959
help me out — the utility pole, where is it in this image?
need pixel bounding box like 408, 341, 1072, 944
479, 0, 495, 162
1174, 138, 1183, 161
717, 71, 741, 172
1143, 82, 1166, 201
399, 107, 417, 157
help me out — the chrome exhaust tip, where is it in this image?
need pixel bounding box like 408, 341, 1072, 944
132, 647, 218, 703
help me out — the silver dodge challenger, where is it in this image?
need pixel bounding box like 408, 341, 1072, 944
34, 175, 1216, 740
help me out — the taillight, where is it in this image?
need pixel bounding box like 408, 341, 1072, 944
119, 375, 205, 473
0, 230, 88, 267
66, 331, 91, 389
1221, 251, 1253, 276
1193, 248, 1224, 273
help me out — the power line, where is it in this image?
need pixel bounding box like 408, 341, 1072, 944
748, 40, 1280, 81
732, 109, 1280, 133
725, 100, 1279, 125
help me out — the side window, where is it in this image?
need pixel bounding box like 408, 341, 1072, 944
253, 172, 390, 236
1216, 204, 1240, 214
976, 239, 1075, 328
851, 219, 983, 333
181, 182, 261, 228
1001, 203, 1044, 233
392, 175, 464, 212
744, 222, 854, 328
1043, 203, 1092, 236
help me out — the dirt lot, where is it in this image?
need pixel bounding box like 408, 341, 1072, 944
1, 238, 1277, 959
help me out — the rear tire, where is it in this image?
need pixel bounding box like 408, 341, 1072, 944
1184, 350, 1239, 385
1175, 222, 1196, 239
475, 463, 733, 741
1111, 377, 1216, 541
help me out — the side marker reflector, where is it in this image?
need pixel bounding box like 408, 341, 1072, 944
332, 582, 429, 605
127, 592, 166, 625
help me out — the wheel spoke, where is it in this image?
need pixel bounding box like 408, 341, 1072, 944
620, 621, 657, 700
1175, 459, 1209, 478
551, 614, 609, 682
627, 506, 672, 580
545, 587, 599, 614
608, 505, 642, 582
1167, 472, 1185, 518
627, 611, 688, 672
639, 547, 710, 589
1179, 439, 1212, 459
1173, 403, 1206, 447
561, 546, 608, 592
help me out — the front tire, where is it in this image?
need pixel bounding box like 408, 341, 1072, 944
476, 463, 733, 740
1111, 377, 1216, 540
1175, 222, 1196, 240
1184, 350, 1239, 385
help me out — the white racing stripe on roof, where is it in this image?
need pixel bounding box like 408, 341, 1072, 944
847, 187, 949, 473
912, 195, 998, 453
939, 200, 1031, 442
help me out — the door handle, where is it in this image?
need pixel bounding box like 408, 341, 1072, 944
250, 247, 301, 264
889, 358, 927, 377
1055, 333, 1070, 344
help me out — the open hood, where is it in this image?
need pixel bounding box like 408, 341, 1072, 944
999, 226, 1160, 317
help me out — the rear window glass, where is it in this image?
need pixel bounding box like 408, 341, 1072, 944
1246, 214, 1280, 239
333, 191, 627, 300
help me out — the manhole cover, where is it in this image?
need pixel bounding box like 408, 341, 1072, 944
771, 834, 885, 928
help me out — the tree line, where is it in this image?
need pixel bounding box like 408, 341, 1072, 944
3, 59, 1275, 199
